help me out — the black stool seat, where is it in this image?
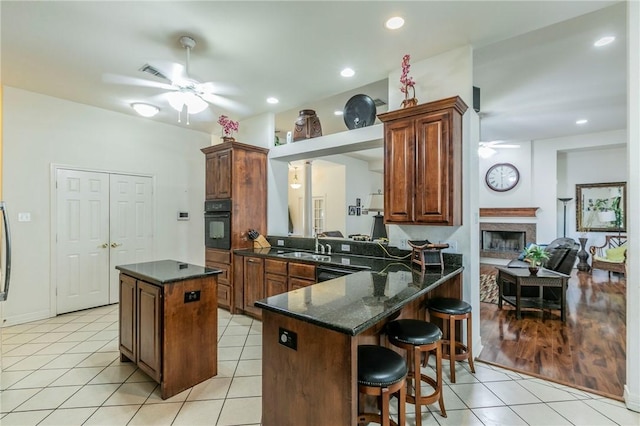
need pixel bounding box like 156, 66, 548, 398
428, 297, 472, 315
358, 345, 407, 387
387, 319, 443, 346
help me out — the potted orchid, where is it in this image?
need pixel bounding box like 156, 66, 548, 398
400, 54, 417, 108
218, 115, 239, 141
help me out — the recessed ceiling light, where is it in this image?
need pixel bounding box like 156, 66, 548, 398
576, 119, 588, 125
594, 36, 615, 47
340, 68, 355, 77
266, 97, 279, 104
334, 110, 343, 116
131, 103, 159, 117
386, 16, 405, 30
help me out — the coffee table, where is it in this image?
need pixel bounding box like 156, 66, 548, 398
496, 267, 569, 322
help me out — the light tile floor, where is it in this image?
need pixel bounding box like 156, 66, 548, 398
1, 304, 638, 426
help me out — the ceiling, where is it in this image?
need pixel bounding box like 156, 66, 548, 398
1, 1, 626, 144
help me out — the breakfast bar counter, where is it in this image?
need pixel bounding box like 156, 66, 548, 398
256, 263, 463, 426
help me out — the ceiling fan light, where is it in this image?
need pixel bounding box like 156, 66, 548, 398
184, 92, 208, 114
167, 91, 186, 112
131, 103, 159, 117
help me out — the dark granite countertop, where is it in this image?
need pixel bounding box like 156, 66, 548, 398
116, 260, 221, 285
255, 263, 463, 336
234, 247, 463, 273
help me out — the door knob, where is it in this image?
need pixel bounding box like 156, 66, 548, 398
110, 242, 122, 248
100, 243, 108, 248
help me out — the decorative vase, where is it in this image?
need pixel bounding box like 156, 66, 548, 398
576, 237, 591, 272
221, 136, 235, 143
293, 109, 322, 141
401, 86, 418, 108
528, 266, 539, 276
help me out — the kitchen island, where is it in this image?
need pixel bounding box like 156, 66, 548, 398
116, 260, 221, 399
255, 262, 463, 426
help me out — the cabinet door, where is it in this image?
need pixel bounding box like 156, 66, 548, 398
137, 281, 162, 382
119, 274, 136, 361
289, 277, 315, 291
415, 111, 453, 224
206, 149, 232, 199
243, 256, 265, 317
384, 119, 416, 223
265, 273, 287, 297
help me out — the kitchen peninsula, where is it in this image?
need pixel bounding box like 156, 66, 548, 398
116, 260, 221, 399
255, 261, 463, 425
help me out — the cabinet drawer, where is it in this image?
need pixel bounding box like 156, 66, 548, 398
265, 259, 287, 275
289, 262, 316, 280
207, 262, 230, 286
206, 248, 231, 264
218, 284, 231, 308
289, 277, 315, 291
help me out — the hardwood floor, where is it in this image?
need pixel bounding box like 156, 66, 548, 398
478, 264, 626, 400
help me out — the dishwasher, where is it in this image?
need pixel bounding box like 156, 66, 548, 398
316, 265, 366, 282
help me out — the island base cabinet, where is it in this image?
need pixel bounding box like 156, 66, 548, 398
262, 310, 357, 426
118, 273, 218, 399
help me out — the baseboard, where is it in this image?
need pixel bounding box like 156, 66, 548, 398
624, 385, 640, 412
1, 309, 52, 327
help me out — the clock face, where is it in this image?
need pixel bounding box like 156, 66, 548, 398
485, 163, 520, 192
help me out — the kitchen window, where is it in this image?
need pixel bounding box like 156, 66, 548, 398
313, 196, 325, 233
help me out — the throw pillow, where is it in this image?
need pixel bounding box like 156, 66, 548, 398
606, 245, 627, 262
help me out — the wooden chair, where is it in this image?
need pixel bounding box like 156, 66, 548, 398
590, 235, 627, 277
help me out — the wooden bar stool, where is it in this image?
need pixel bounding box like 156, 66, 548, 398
357, 345, 408, 426
386, 319, 446, 426
427, 297, 475, 383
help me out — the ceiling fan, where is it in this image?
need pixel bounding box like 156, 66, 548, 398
135, 36, 243, 124
478, 140, 520, 158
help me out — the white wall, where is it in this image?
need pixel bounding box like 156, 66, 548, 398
625, 0, 639, 412
2, 87, 209, 325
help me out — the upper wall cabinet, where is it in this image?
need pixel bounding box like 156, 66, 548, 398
378, 96, 468, 226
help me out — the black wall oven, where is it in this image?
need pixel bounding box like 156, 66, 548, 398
204, 200, 231, 250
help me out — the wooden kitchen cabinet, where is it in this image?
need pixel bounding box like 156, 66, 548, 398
202, 141, 269, 314
205, 148, 231, 200
235, 255, 317, 319
117, 261, 219, 399
288, 262, 316, 290
205, 248, 232, 310
378, 96, 468, 226
243, 256, 265, 318
265, 259, 288, 297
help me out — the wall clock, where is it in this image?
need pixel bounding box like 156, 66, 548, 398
485, 163, 520, 192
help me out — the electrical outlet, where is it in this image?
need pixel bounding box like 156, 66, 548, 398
18, 212, 31, 222
278, 328, 297, 350
399, 239, 408, 249
341, 244, 351, 252
443, 240, 458, 252
277, 239, 284, 246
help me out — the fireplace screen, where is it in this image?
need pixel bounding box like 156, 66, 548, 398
482, 231, 525, 253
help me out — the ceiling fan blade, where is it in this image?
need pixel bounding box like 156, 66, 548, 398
142, 61, 188, 84
102, 73, 175, 91
199, 93, 251, 114
197, 81, 241, 97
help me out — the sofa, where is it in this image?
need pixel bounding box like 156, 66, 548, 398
505, 237, 579, 298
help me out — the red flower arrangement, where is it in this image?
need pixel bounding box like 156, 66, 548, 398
217, 115, 239, 137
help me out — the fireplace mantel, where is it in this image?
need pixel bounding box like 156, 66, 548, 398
479, 207, 539, 218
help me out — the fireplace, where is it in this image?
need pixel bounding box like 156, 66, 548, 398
480, 222, 536, 259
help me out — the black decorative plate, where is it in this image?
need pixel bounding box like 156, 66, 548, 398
343, 94, 376, 130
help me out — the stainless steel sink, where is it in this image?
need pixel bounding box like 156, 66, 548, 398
278, 251, 331, 262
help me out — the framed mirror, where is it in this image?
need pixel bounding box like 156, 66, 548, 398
576, 182, 626, 233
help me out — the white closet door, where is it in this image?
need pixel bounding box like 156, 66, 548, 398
56, 169, 110, 314
109, 174, 154, 304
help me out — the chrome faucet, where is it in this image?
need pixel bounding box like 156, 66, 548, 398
325, 244, 332, 255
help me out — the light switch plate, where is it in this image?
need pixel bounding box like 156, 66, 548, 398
18, 212, 31, 222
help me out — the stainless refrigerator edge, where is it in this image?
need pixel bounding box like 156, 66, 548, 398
0, 201, 12, 301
